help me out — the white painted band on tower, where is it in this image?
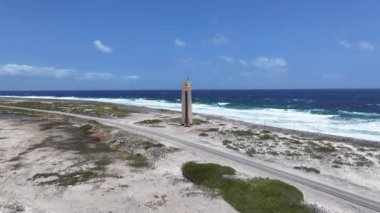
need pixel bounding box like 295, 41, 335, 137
181, 80, 193, 127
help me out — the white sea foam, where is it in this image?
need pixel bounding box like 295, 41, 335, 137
2, 95, 380, 141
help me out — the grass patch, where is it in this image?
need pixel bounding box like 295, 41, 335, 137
11, 162, 23, 170
126, 153, 149, 168
182, 162, 236, 189
40, 120, 71, 131
143, 141, 164, 150
182, 162, 310, 213
32, 171, 99, 186
2, 101, 133, 118
315, 145, 336, 153
0, 107, 48, 117
79, 124, 93, 132
230, 130, 253, 137
168, 117, 208, 125
8, 155, 22, 162
288, 139, 302, 145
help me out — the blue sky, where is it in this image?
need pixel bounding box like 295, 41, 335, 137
0, 0, 379, 90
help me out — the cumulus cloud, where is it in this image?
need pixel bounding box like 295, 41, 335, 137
0, 64, 76, 78
357, 41, 375, 51
338, 40, 352, 48
338, 40, 375, 51
211, 33, 228, 45
82, 72, 113, 80
220, 55, 234, 64
174, 38, 186, 47
124, 75, 139, 80
94, 40, 113, 53
251, 57, 288, 71
238, 59, 249, 67
0, 63, 118, 82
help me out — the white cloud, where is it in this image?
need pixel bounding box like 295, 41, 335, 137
338, 40, 352, 48
220, 55, 234, 64
0, 63, 118, 81
124, 75, 139, 80
251, 57, 288, 71
174, 38, 186, 47
238, 59, 249, 67
338, 40, 375, 51
83, 72, 113, 80
211, 33, 228, 45
0, 64, 76, 78
94, 40, 113, 53
357, 41, 375, 51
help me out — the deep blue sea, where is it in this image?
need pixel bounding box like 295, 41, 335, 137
1, 89, 380, 141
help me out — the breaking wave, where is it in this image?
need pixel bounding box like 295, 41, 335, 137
2, 95, 380, 141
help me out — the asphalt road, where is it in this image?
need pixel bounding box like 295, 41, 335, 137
1, 105, 380, 212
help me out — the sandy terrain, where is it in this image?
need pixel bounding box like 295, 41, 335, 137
123, 111, 380, 194
1, 99, 380, 213
0, 116, 237, 213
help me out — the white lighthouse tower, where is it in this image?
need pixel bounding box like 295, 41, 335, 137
181, 79, 193, 127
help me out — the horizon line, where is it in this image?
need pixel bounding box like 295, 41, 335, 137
0, 88, 380, 92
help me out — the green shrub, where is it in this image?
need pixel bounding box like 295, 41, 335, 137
316, 145, 336, 153
259, 134, 272, 140
230, 130, 253, 137
199, 132, 209, 137
193, 118, 209, 125
182, 162, 235, 188
137, 119, 162, 125
293, 166, 320, 174
127, 153, 149, 168
246, 148, 256, 156
79, 124, 93, 132
204, 128, 219, 132
222, 139, 232, 145
182, 162, 310, 213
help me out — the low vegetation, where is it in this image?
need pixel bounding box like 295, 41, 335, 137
11, 162, 23, 170
259, 134, 273, 140
31, 171, 99, 186
199, 132, 209, 137
182, 162, 311, 213
246, 148, 256, 156
15, 117, 165, 186
203, 128, 219, 132
293, 166, 321, 174
167, 117, 209, 125
0, 107, 48, 117
137, 119, 163, 125
2, 101, 133, 118
230, 130, 254, 137
126, 153, 149, 168
193, 118, 209, 125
